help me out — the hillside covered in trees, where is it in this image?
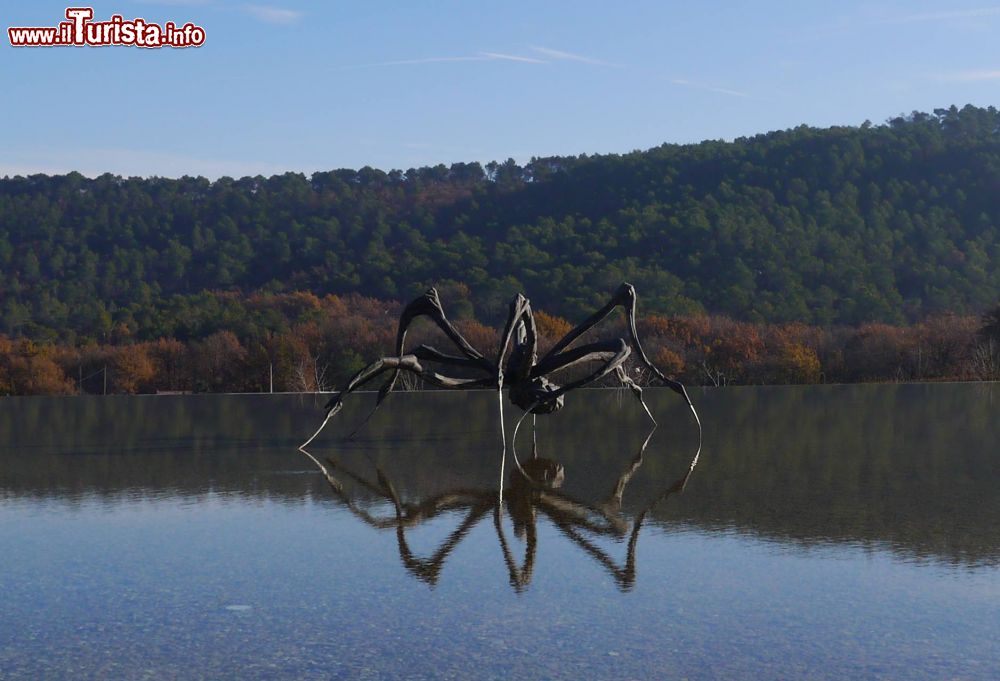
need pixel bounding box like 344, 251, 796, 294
4, 106, 1000, 394
2, 104, 1000, 346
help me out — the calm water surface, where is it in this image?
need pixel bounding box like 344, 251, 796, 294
1, 385, 998, 680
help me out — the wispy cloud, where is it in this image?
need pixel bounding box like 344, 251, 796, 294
242, 5, 302, 25
479, 52, 547, 64
528, 46, 616, 66
351, 56, 491, 68
791, 6, 1000, 42
887, 6, 1000, 23
344, 51, 546, 69
670, 78, 750, 98
932, 68, 1000, 81
342, 47, 616, 71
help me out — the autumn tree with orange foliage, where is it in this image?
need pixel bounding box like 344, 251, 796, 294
148, 338, 190, 392
191, 331, 248, 392
0, 339, 75, 395
0, 336, 13, 395
913, 314, 978, 379
532, 310, 572, 353
110, 344, 156, 394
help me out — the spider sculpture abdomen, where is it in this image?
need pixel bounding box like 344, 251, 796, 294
509, 376, 565, 414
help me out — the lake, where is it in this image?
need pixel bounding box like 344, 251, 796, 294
1, 384, 998, 680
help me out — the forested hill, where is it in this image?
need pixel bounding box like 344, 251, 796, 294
3, 104, 1000, 341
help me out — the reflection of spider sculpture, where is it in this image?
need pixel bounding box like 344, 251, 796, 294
302, 283, 700, 450
300, 429, 698, 592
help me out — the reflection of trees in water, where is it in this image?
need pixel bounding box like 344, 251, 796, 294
305, 427, 698, 591
694, 383, 1000, 567
1, 385, 997, 566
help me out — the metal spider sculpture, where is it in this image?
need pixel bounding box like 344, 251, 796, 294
301, 282, 700, 451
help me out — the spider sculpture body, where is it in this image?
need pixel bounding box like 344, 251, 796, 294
311, 283, 699, 443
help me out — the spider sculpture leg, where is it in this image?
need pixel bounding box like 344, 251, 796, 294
325, 287, 495, 435
531, 414, 537, 459
535, 339, 634, 399
537, 424, 700, 592
314, 455, 496, 586
357, 288, 492, 401
497, 293, 537, 387
524, 428, 654, 590
493, 294, 539, 460
542, 282, 700, 430
398, 501, 495, 586
612, 366, 658, 426
493, 502, 538, 592
543, 283, 691, 401
303, 349, 492, 450
324, 352, 494, 418
368, 463, 497, 587
531, 338, 629, 378
490, 293, 543, 496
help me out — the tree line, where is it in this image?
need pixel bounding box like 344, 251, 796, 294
2, 290, 997, 395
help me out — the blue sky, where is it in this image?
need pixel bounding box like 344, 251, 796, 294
2, 1, 1000, 178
